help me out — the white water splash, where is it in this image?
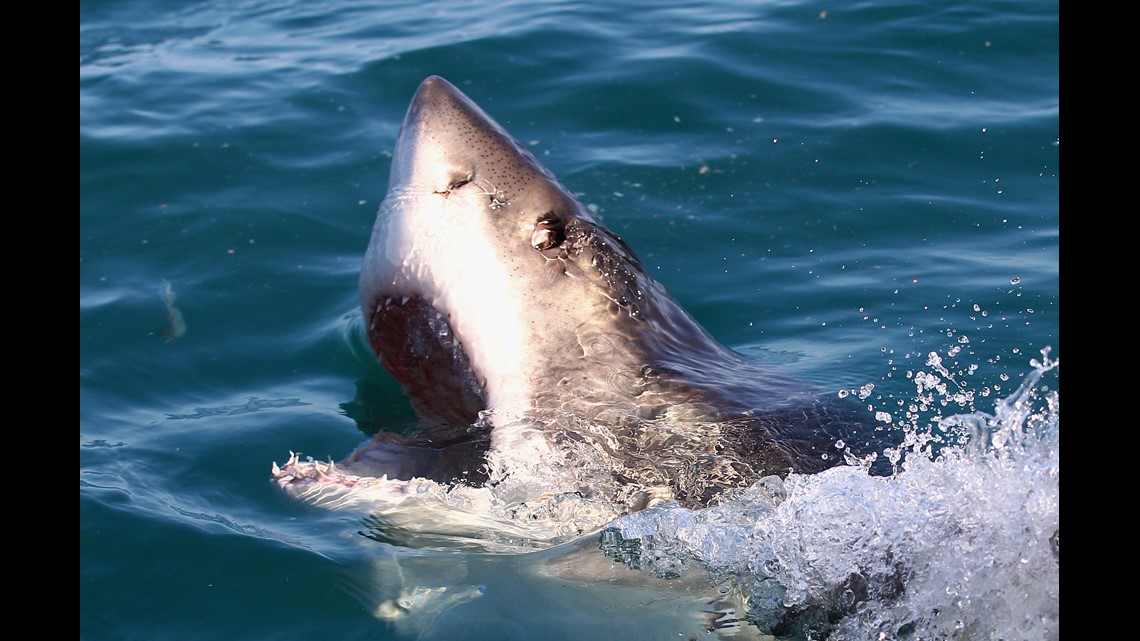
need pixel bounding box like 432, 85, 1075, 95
603, 348, 1058, 640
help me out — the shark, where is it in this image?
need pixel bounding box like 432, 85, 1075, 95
272, 75, 893, 546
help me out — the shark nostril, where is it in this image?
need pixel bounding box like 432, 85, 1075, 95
434, 174, 474, 197
531, 213, 565, 250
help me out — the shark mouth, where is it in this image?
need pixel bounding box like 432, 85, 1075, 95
365, 293, 486, 430
272, 76, 893, 547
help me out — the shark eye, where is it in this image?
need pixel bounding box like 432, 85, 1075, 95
531, 214, 565, 251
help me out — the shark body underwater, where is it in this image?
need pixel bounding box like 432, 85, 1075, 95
273, 75, 895, 544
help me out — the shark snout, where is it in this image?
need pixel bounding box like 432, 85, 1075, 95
390, 76, 556, 202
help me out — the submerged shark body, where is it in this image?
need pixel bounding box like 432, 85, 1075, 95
274, 76, 891, 543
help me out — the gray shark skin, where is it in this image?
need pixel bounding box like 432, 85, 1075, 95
274, 76, 893, 531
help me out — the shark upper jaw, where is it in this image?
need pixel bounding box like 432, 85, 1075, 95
359, 76, 742, 431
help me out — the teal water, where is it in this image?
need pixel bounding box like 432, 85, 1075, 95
80, 1, 1059, 639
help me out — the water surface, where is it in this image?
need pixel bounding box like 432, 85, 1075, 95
80, 1, 1059, 639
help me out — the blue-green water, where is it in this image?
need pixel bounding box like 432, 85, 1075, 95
80, 2, 1058, 639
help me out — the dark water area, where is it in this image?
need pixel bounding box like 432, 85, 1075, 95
81, 1, 1058, 639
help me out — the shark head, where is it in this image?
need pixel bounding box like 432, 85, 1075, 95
273, 77, 890, 537
359, 76, 749, 431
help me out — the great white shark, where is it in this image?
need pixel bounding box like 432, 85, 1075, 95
273, 75, 894, 544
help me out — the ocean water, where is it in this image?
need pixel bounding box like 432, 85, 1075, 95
80, 1, 1059, 640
